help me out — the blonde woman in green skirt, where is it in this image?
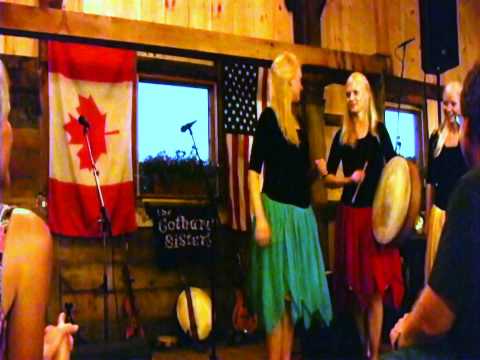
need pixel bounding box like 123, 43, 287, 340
248, 52, 332, 360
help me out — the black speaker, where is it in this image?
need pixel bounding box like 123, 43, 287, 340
419, 0, 459, 74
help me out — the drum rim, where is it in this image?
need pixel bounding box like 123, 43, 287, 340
176, 287, 212, 340
372, 156, 411, 244
372, 156, 421, 246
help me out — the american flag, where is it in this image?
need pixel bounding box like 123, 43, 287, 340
223, 62, 270, 231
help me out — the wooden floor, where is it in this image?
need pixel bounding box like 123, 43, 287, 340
71, 338, 269, 360
71, 336, 389, 359
153, 343, 266, 360
71, 311, 399, 360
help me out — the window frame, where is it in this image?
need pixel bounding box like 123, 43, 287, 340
134, 72, 218, 200
384, 103, 425, 170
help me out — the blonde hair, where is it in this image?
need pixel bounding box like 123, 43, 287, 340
341, 72, 380, 146
0, 59, 11, 121
433, 81, 462, 158
270, 52, 301, 146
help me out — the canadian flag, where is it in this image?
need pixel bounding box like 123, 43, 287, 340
48, 41, 137, 237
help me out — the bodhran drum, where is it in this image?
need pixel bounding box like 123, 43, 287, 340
176, 287, 212, 341
372, 156, 421, 246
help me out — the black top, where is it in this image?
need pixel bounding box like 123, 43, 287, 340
426, 132, 469, 210
249, 107, 311, 208
428, 167, 480, 357
326, 122, 395, 207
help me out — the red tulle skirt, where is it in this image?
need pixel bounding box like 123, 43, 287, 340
333, 205, 404, 311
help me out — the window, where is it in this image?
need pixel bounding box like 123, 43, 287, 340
138, 81, 211, 161
137, 79, 217, 197
384, 108, 422, 161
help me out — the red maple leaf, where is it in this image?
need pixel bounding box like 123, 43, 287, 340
64, 95, 119, 170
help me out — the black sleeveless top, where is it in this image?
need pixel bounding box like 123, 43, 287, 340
327, 123, 396, 207
249, 107, 312, 208
427, 132, 468, 210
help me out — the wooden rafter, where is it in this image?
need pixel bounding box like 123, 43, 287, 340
0, 2, 392, 74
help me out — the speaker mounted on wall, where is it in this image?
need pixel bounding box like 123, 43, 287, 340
419, 0, 459, 74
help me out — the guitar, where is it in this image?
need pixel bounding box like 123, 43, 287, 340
232, 253, 257, 335
122, 264, 145, 339
232, 289, 257, 334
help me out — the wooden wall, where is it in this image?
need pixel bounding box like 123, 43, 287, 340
0, 55, 44, 210
321, 0, 480, 131
0, 0, 293, 57
0, 0, 39, 56
3, 0, 478, 83
322, 0, 480, 83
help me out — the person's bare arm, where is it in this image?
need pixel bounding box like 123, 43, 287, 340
425, 184, 434, 232
4, 209, 53, 360
315, 158, 363, 188
1, 119, 12, 187
390, 285, 455, 348
323, 173, 359, 188
248, 170, 270, 247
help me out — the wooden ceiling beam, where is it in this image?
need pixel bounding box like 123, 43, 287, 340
0, 2, 392, 74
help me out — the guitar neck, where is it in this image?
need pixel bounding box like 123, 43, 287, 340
122, 264, 144, 338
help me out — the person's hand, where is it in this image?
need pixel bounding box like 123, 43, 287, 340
350, 169, 365, 184
43, 313, 79, 360
255, 218, 271, 247
390, 313, 409, 350
315, 159, 328, 177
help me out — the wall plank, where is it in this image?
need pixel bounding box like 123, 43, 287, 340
444, 0, 480, 83
272, 0, 293, 42
210, 0, 234, 34
322, 0, 378, 55
0, 0, 39, 56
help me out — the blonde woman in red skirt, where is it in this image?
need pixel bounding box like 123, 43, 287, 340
317, 73, 404, 360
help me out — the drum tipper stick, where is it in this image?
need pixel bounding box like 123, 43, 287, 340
352, 161, 368, 204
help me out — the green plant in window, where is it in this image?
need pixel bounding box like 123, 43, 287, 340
140, 150, 215, 195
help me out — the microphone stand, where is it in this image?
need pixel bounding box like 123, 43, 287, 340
184, 126, 220, 360
82, 124, 112, 343
394, 40, 410, 153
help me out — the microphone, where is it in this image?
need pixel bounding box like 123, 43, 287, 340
78, 115, 90, 129
180, 120, 197, 133
396, 38, 415, 49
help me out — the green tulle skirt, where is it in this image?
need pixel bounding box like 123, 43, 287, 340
248, 194, 332, 334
